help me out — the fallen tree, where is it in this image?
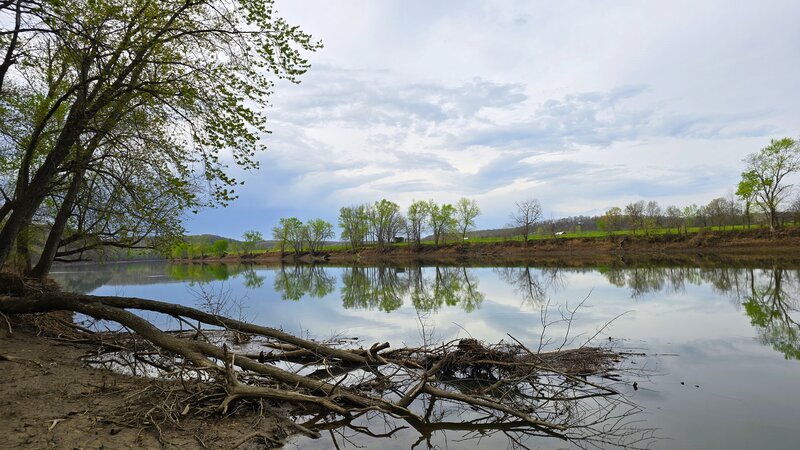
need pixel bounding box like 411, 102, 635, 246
0, 279, 655, 449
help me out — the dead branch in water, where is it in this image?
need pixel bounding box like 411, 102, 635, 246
0, 287, 655, 449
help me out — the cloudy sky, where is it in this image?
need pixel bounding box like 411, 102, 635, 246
187, 0, 800, 237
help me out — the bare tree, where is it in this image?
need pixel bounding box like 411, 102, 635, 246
725, 192, 742, 229
790, 194, 800, 225
644, 200, 661, 234
509, 199, 542, 243
664, 205, 682, 234
706, 197, 727, 230
624, 201, 645, 234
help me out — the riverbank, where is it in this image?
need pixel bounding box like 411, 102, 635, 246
176, 227, 800, 266
0, 285, 633, 449
0, 315, 292, 449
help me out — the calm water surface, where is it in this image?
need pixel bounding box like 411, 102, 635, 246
50, 261, 800, 449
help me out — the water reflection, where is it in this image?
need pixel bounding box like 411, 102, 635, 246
341, 266, 405, 311
599, 266, 747, 297
741, 268, 800, 360
51, 261, 175, 293
494, 266, 564, 306
339, 266, 485, 312
51, 262, 800, 360
273, 264, 335, 300
273, 264, 800, 360
47, 260, 800, 449
598, 265, 800, 359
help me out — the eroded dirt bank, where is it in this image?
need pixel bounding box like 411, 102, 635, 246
183, 228, 800, 267
0, 316, 291, 450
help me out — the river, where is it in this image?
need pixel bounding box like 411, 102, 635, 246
50, 261, 800, 449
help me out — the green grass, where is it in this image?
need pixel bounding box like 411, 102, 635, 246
311, 222, 788, 252
223, 222, 793, 256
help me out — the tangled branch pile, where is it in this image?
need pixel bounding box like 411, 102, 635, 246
0, 284, 652, 449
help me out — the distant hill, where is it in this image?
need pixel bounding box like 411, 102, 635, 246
421, 227, 517, 241
184, 234, 278, 251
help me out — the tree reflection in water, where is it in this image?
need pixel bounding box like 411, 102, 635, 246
273, 264, 336, 301
740, 268, 800, 360
270, 263, 800, 359
339, 265, 485, 313
599, 265, 800, 359
57, 262, 799, 361
341, 266, 406, 311
241, 266, 266, 289
494, 266, 564, 306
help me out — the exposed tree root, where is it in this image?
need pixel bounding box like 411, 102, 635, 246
0, 288, 655, 448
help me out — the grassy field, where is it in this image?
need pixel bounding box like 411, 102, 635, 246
183, 222, 793, 258
310, 223, 789, 252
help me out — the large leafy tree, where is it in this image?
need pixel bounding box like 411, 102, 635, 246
368, 199, 403, 250
405, 200, 429, 250
0, 0, 320, 275
739, 138, 800, 231
240, 230, 263, 256
454, 197, 480, 240
338, 204, 369, 251
428, 201, 456, 247
305, 218, 333, 254
29, 109, 191, 276
272, 217, 304, 255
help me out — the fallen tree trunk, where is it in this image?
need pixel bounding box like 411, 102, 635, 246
0, 287, 651, 448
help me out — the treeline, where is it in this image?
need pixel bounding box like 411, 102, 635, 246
550, 135, 800, 236
169, 231, 266, 259
593, 197, 766, 235
168, 138, 800, 258
264, 198, 481, 254
196, 191, 800, 259
503, 195, 799, 238
336, 198, 480, 250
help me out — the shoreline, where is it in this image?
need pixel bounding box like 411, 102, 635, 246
172, 228, 800, 267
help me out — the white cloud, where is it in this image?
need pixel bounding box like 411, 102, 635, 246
187, 0, 800, 235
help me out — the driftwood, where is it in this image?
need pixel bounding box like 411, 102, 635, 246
0, 286, 655, 449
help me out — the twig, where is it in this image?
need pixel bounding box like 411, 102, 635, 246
231, 431, 273, 449
0, 310, 12, 334
48, 418, 65, 432
0, 353, 43, 366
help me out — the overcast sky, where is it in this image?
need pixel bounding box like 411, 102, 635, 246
187, 0, 800, 237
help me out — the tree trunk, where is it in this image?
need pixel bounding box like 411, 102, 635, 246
0, 196, 41, 269
745, 203, 751, 229
770, 206, 778, 231
0, 201, 11, 224
0, 112, 85, 267
14, 225, 32, 273
0, 0, 22, 93
29, 170, 84, 279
